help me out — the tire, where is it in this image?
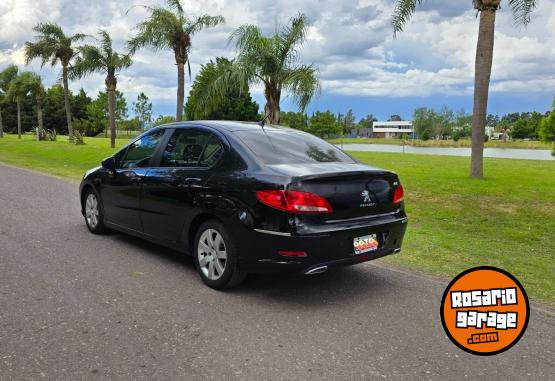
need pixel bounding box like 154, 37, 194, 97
83, 188, 106, 234
193, 220, 246, 290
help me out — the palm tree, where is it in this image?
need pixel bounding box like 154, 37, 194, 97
392, 0, 537, 178
71, 30, 132, 148
26, 73, 46, 141
127, 0, 225, 121
24, 23, 85, 142
202, 13, 320, 124
0, 65, 19, 138
6, 72, 34, 139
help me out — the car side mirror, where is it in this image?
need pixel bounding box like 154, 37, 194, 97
101, 157, 116, 172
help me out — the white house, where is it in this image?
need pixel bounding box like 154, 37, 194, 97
372, 121, 414, 138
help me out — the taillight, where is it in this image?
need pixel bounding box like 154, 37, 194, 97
393, 184, 404, 204
256, 190, 333, 214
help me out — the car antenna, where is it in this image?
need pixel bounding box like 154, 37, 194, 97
258, 112, 277, 150
258, 112, 272, 128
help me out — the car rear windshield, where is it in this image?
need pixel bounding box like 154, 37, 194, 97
234, 129, 355, 164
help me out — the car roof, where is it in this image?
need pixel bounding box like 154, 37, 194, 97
158, 120, 287, 133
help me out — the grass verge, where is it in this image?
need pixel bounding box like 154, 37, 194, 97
1, 134, 553, 304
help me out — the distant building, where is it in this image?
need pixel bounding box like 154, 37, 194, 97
372, 121, 414, 138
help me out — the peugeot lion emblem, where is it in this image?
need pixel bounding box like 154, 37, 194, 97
362, 190, 372, 203
360, 189, 375, 207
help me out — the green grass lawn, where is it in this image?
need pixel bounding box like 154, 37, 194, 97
1, 133, 554, 304
328, 137, 552, 150
349, 151, 555, 305
0, 134, 129, 180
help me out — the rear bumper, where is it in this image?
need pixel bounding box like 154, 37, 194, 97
233, 213, 408, 274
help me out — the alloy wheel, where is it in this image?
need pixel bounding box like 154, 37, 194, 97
197, 229, 227, 281
85, 193, 99, 229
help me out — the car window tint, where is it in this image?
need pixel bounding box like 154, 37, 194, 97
234, 129, 355, 164
161, 129, 219, 168
121, 129, 165, 169
199, 136, 224, 168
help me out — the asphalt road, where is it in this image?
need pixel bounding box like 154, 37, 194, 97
0, 164, 553, 381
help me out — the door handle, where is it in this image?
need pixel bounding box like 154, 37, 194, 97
185, 177, 202, 183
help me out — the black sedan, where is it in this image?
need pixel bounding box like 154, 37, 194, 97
80, 121, 408, 289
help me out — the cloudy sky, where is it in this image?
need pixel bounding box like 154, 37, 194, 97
1, 0, 554, 120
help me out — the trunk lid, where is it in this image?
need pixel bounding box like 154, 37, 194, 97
267, 163, 401, 220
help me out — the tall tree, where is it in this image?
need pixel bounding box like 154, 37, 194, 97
25, 73, 46, 141
133, 92, 153, 127
392, 0, 537, 178
185, 57, 259, 121
24, 22, 85, 142
0, 65, 19, 138
6, 72, 36, 139
308, 110, 341, 137
203, 13, 320, 124
71, 30, 132, 148
343, 109, 356, 135
127, 0, 224, 121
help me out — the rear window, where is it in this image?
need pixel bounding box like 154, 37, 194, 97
234, 129, 355, 164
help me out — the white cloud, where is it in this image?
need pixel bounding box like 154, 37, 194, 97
0, 0, 553, 116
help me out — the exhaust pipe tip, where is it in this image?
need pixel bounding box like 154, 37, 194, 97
304, 266, 328, 275
393, 248, 401, 254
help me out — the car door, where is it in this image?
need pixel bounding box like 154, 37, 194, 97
101, 128, 167, 231
140, 127, 226, 243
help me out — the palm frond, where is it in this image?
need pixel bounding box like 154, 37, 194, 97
0, 65, 19, 93
282, 64, 320, 111
508, 0, 537, 26
127, 8, 179, 53
277, 13, 308, 65
186, 15, 225, 36
392, 0, 424, 37
32, 22, 66, 41
229, 24, 263, 51
166, 0, 184, 16
69, 33, 87, 43
72, 29, 132, 80
24, 39, 58, 66
98, 30, 113, 58
70, 45, 104, 80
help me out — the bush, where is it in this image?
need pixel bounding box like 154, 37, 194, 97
71, 130, 85, 145
484, 134, 489, 142
73, 118, 103, 137
35, 127, 56, 141
421, 131, 430, 141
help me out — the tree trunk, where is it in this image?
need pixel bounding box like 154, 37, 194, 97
107, 87, 117, 149
264, 86, 281, 124
0, 106, 4, 138
176, 62, 185, 121
37, 97, 43, 142
17, 97, 21, 139
62, 64, 74, 142
470, 8, 497, 178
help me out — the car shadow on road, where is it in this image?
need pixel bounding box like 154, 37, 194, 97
108, 231, 395, 307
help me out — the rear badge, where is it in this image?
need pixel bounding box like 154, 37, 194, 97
354, 234, 379, 255
360, 190, 376, 207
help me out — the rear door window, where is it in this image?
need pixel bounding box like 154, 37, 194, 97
234, 129, 354, 164
161, 129, 223, 168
